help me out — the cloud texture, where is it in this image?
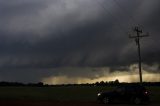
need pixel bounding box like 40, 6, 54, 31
0, 0, 160, 83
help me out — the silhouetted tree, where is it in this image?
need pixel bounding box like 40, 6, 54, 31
114, 79, 119, 84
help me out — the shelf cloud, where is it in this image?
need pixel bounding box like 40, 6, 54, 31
0, 0, 160, 83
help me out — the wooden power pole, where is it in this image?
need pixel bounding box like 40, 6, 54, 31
129, 26, 149, 84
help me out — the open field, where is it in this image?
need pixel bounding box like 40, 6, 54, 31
0, 86, 159, 105
0, 101, 160, 106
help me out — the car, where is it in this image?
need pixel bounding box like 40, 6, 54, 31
97, 85, 150, 104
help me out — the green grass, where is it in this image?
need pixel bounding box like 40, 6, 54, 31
0, 86, 159, 103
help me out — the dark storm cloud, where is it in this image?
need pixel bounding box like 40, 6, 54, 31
0, 0, 160, 83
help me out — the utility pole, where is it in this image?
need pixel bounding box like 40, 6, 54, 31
129, 26, 149, 84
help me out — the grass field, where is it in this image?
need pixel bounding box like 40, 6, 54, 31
0, 86, 159, 103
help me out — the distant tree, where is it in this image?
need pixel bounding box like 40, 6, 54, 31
37, 82, 44, 86
109, 81, 114, 85
114, 79, 119, 84
100, 81, 105, 86
95, 81, 99, 86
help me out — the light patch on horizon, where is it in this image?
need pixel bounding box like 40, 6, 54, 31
42, 64, 160, 85
42, 70, 160, 85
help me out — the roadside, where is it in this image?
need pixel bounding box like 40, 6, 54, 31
0, 101, 159, 106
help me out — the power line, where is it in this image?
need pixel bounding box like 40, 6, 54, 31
112, 0, 137, 26
129, 26, 149, 84
95, 0, 127, 34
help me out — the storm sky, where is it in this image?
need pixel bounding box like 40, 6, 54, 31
0, 0, 160, 84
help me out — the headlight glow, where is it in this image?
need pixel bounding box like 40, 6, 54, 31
97, 93, 101, 96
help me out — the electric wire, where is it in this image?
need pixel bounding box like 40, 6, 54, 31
113, 0, 137, 26
95, 0, 128, 34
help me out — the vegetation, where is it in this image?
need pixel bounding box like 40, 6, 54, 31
0, 81, 160, 87
0, 85, 159, 103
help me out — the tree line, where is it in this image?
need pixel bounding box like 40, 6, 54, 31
0, 80, 160, 87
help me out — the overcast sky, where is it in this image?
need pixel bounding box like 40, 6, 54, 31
0, 0, 160, 84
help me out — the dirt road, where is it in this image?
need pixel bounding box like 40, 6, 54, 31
0, 101, 159, 106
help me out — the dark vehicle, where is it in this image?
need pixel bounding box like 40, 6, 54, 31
97, 85, 150, 104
